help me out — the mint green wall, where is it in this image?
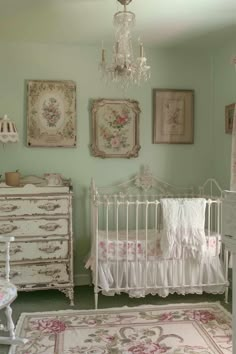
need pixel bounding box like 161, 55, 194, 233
0, 42, 212, 283
212, 42, 236, 189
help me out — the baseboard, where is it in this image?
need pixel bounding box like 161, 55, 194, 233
74, 273, 91, 286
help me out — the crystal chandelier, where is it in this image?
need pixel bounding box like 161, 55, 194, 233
99, 0, 150, 89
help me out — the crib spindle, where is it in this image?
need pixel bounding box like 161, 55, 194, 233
116, 200, 119, 291
182, 248, 185, 288
224, 249, 229, 303
216, 200, 220, 256
95, 200, 99, 309
215, 200, 220, 284
207, 200, 211, 238
135, 200, 139, 262
106, 200, 109, 264
154, 201, 157, 231
145, 201, 148, 290
126, 201, 129, 291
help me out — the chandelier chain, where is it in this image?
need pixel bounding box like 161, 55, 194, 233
117, 0, 133, 6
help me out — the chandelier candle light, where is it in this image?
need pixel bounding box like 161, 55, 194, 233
99, 0, 150, 88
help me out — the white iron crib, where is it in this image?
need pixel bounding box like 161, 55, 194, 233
86, 167, 229, 309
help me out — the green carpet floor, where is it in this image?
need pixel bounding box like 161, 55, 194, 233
0, 286, 232, 354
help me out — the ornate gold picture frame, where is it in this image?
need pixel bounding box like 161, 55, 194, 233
91, 99, 140, 158
153, 89, 194, 144
27, 80, 77, 147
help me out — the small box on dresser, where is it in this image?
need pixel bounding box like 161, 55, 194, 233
0, 180, 74, 305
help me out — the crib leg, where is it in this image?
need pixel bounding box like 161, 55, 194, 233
224, 285, 229, 304
95, 292, 98, 309
89, 271, 93, 286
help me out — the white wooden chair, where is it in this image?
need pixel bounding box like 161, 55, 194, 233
0, 236, 28, 346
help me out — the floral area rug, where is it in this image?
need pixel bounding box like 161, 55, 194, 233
9, 302, 231, 354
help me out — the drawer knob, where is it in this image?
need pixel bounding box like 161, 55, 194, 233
39, 223, 61, 232
0, 271, 21, 278
38, 269, 60, 276
0, 224, 18, 234
0, 245, 22, 255
38, 203, 60, 212
11, 271, 21, 277
38, 245, 60, 253
0, 204, 19, 213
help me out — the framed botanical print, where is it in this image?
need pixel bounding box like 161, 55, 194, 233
27, 80, 77, 147
91, 99, 140, 158
225, 103, 235, 134
153, 89, 194, 144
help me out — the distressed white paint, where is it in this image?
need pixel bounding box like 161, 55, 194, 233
0, 183, 69, 195
0, 184, 74, 305
0, 218, 69, 237
0, 239, 69, 262
0, 263, 69, 285
0, 197, 69, 216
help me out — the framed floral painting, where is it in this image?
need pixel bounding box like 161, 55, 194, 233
153, 89, 194, 144
27, 80, 76, 147
91, 99, 140, 158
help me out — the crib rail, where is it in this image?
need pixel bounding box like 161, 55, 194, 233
199, 178, 223, 199
91, 165, 195, 202
95, 198, 221, 237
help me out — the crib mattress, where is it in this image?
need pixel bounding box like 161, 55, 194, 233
97, 229, 221, 261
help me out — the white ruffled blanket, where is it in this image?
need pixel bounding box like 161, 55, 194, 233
160, 198, 207, 258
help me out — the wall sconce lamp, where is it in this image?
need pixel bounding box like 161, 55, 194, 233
0, 114, 19, 144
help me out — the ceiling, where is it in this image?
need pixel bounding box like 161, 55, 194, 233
1, 0, 236, 48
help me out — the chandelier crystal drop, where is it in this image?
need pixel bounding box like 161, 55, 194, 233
99, 0, 150, 89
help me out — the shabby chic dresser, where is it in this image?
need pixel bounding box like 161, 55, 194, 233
0, 179, 74, 305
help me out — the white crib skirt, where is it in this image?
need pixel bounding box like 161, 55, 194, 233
96, 256, 226, 298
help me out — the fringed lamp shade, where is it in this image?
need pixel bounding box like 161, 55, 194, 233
0, 115, 19, 143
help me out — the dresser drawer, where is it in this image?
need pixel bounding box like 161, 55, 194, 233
0, 263, 70, 285
0, 218, 68, 237
0, 197, 69, 216
0, 239, 69, 262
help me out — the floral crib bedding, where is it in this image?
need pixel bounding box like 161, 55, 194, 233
97, 229, 221, 261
